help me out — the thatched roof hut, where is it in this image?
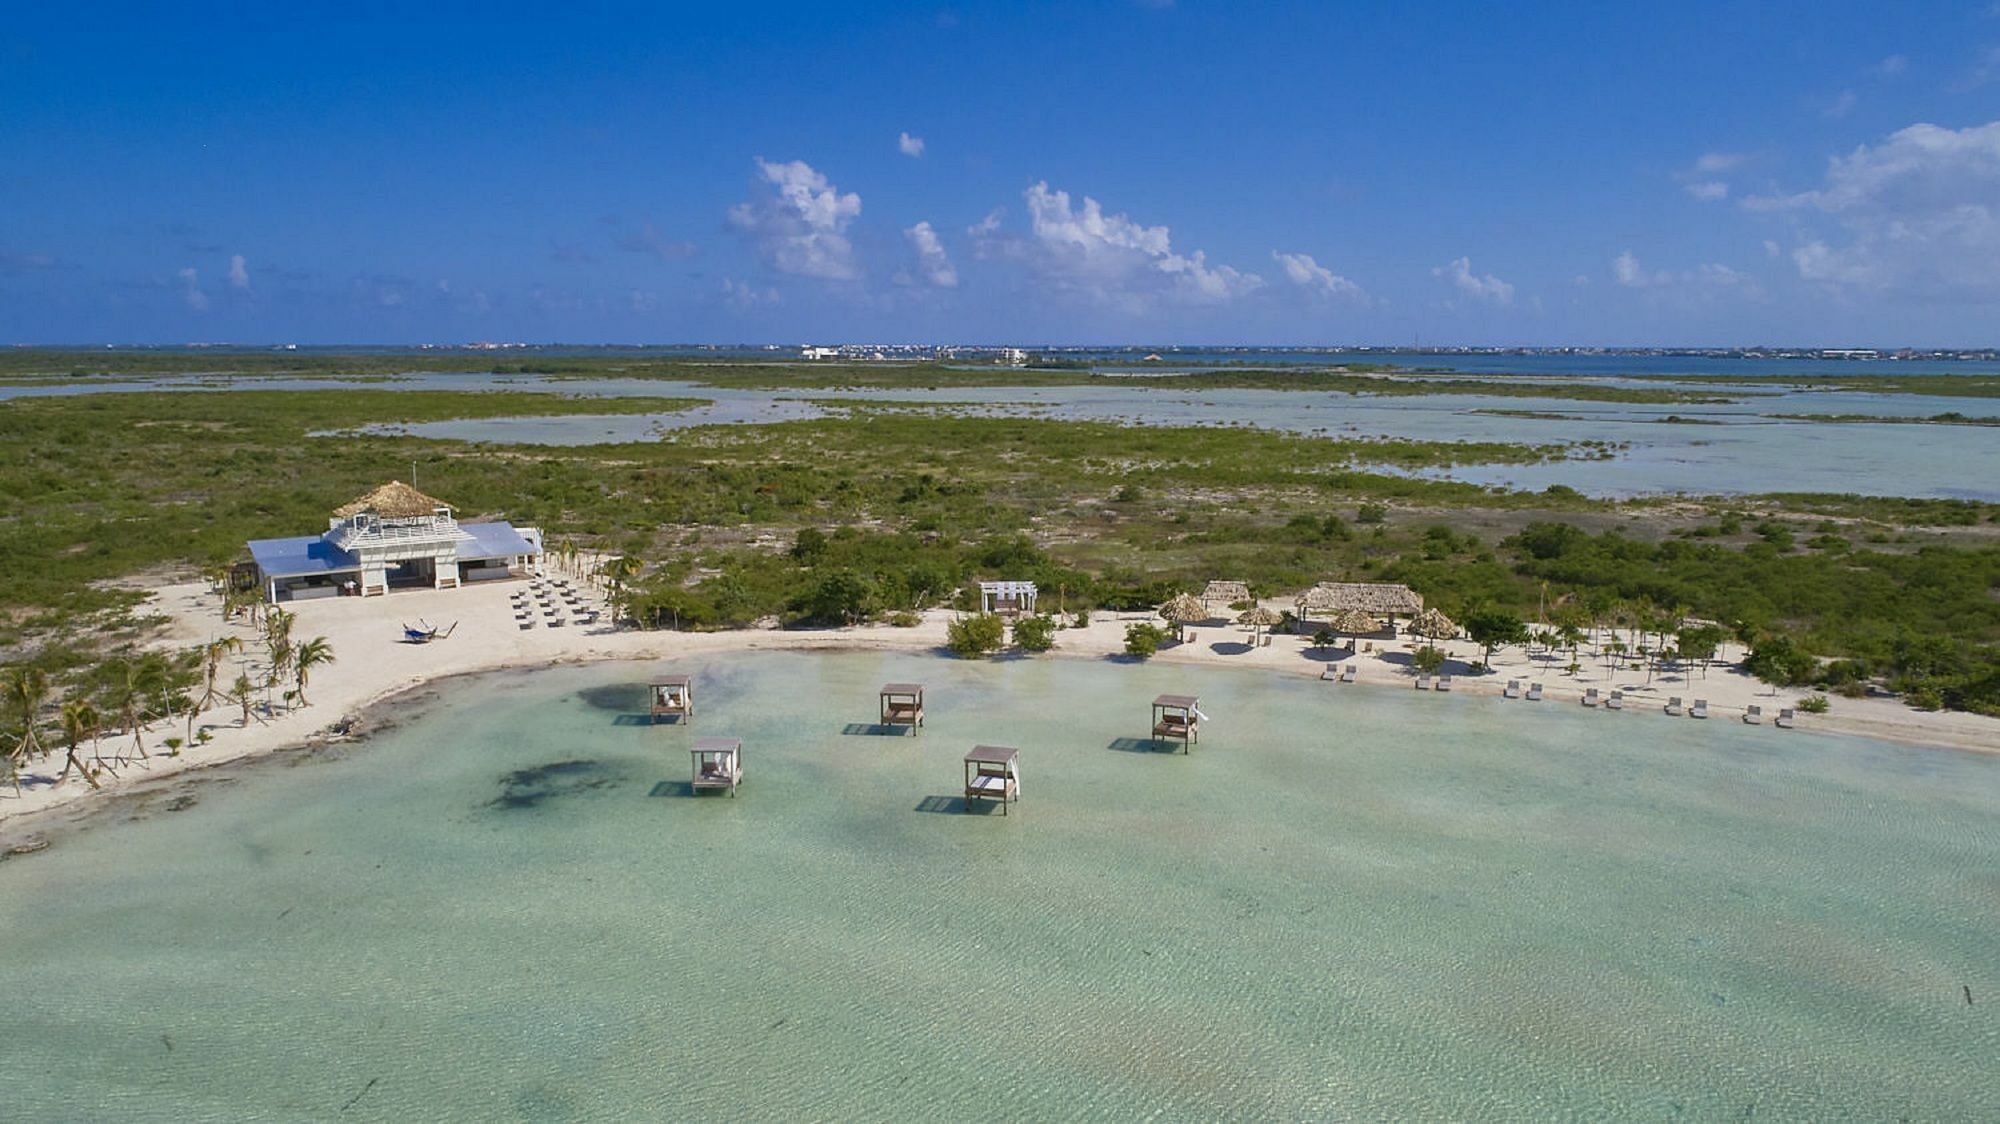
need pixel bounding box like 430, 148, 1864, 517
334, 480, 452, 519
1328, 608, 1379, 635
1201, 580, 1251, 608
1294, 581, 1424, 616
1158, 593, 1208, 624
1407, 607, 1460, 640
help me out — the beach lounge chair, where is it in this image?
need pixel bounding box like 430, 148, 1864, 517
1690, 699, 1709, 719
1340, 664, 1356, 683
1606, 690, 1624, 710
1583, 688, 1600, 708
1665, 696, 1684, 716
1526, 682, 1543, 701
1743, 704, 1763, 725
1320, 665, 1338, 681
1776, 707, 1796, 729
1503, 679, 1521, 699
1437, 674, 1453, 692
1415, 674, 1432, 690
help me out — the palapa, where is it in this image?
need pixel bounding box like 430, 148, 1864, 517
1201, 580, 1251, 608
1293, 581, 1424, 616
1237, 605, 1283, 639
1407, 607, 1460, 640
1328, 608, 1379, 636
334, 480, 452, 519
1158, 593, 1208, 624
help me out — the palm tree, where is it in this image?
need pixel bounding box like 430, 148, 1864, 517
230, 673, 258, 727
105, 656, 165, 762
6, 666, 51, 794
57, 697, 101, 790
292, 637, 335, 707
264, 608, 296, 709
198, 635, 244, 711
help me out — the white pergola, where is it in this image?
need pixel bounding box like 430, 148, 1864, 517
978, 580, 1039, 616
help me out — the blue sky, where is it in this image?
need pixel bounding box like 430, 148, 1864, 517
4, 1, 1999, 346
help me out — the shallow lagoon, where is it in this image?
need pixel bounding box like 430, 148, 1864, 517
4, 651, 1996, 1119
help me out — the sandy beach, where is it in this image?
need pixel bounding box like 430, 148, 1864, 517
5, 571, 1996, 839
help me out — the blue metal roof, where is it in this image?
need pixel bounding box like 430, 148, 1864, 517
459, 521, 537, 561
248, 535, 360, 579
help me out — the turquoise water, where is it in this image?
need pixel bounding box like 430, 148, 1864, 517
4, 652, 1997, 1119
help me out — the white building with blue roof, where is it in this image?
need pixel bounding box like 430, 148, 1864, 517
247, 481, 542, 602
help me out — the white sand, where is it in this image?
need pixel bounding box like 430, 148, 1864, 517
5, 577, 1996, 833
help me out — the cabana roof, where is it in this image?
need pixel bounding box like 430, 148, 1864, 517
881, 682, 924, 695
1295, 581, 1424, 615
653, 674, 692, 687
964, 744, 1020, 764
1201, 580, 1250, 605
692, 736, 740, 754
1153, 693, 1198, 708
334, 480, 452, 519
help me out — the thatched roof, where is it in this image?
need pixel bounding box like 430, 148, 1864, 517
1294, 581, 1424, 615
334, 480, 451, 519
1237, 606, 1284, 626
1201, 580, 1251, 606
1328, 608, 1379, 634
1158, 593, 1208, 623
1407, 607, 1460, 640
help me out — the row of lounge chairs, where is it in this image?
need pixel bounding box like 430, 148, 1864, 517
1318, 664, 1358, 683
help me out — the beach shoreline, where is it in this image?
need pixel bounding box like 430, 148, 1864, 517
5, 574, 1996, 847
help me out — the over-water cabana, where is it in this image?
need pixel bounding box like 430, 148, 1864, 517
880, 683, 925, 733
1151, 694, 1201, 752
963, 745, 1020, 814
977, 581, 1038, 617
246, 481, 542, 603
690, 736, 742, 796
650, 675, 693, 722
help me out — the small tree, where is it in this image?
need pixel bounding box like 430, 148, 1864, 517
292, 636, 336, 707
231, 673, 259, 727
1412, 646, 1446, 676
1311, 627, 1336, 653
1124, 622, 1167, 660
1012, 615, 1057, 653
1462, 608, 1528, 671
1677, 625, 1725, 679
945, 614, 1006, 658
1744, 633, 1817, 688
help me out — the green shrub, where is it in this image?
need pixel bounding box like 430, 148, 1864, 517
1412, 646, 1446, 675
1124, 622, 1167, 660
1072, 610, 1090, 629
886, 611, 921, 628
1012, 615, 1057, 652
1795, 694, 1830, 714
1356, 502, 1389, 524
946, 614, 1006, 658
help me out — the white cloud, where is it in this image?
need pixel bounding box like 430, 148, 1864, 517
1822, 89, 1858, 119
903, 221, 958, 287
721, 278, 781, 309
898, 131, 925, 158
1763, 239, 1782, 258
1270, 250, 1364, 300
176, 266, 209, 311
1611, 250, 1761, 297
1744, 120, 2000, 296
1871, 54, 1908, 77
227, 253, 250, 290
1432, 256, 1514, 305
1677, 151, 1747, 201
1011, 181, 1262, 308
727, 158, 863, 280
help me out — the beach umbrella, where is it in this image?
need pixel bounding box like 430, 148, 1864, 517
1237, 605, 1283, 640
1158, 593, 1207, 639
1329, 608, 1378, 648
1406, 607, 1460, 642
